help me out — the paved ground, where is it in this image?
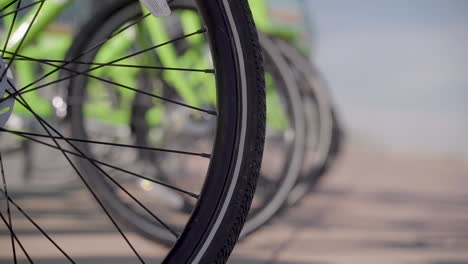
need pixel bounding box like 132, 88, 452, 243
1, 145, 467, 264
230, 147, 468, 264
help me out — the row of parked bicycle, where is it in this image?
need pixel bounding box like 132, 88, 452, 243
0, 0, 343, 263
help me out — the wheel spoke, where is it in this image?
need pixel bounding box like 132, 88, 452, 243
1, 127, 183, 239
2, 12, 151, 98
8, 80, 181, 239
1, 29, 214, 116
3, 128, 211, 158
0, 192, 75, 263
6, 81, 147, 263
3, 55, 215, 73
0, 128, 201, 199
0, 50, 217, 116
1, 0, 20, 57
0, 153, 17, 263
18, 28, 207, 92
0, 0, 43, 20
0, 0, 44, 80
0, 0, 19, 14
0, 212, 34, 264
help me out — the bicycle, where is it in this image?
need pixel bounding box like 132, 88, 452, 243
1, 0, 342, 247
68, 0, 341, 241
1, 0, 305, 240
0, 0, 266, 263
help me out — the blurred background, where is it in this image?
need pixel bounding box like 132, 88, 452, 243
1, 0, 467, 263
310, 0, 468, 157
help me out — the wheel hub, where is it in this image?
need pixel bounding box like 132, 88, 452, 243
0, 58, 15, 128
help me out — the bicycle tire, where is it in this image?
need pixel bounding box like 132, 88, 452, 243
239, 33, 305, 238
274, 38, 344, 207
63, 0, 265, 263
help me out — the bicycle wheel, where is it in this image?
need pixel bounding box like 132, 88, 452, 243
274, 39, 344, 207
0, 0, 265, 263
65, 0, 301, 245
240, 33, 305, 237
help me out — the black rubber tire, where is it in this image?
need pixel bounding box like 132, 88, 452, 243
274, 39, 344, 207
65, 0, 265, 263
238, 33, 305, 238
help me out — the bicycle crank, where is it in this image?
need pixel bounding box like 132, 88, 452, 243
0, 58, 15, 128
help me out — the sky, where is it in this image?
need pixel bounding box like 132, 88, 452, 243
306, 0, 468, 157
